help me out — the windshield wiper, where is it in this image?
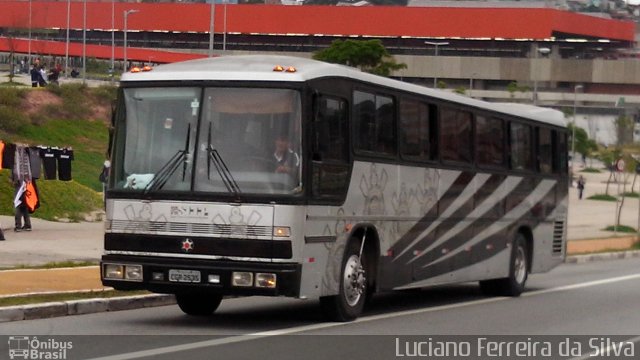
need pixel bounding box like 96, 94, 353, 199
143, 124, 191, 195
207, 122, 241, 196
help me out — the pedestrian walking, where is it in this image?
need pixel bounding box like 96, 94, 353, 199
577, 175, 586, 200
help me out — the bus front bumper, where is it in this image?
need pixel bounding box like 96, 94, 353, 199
101, 255, 301, 297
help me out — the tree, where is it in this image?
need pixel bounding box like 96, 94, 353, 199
506, 81, 530, 99
313, 39, 407, 77
567, 123, 597, 160
615, 114, 634, 146
3, 25, 29, 83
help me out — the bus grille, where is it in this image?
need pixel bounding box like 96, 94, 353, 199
552, 220, 565, 255
110, 220, 272, 237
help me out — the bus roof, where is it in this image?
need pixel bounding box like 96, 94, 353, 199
122, 55, 567, 128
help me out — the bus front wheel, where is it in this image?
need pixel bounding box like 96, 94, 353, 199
320, 240, 368, 322
479, 233, 529, 297
176, 293, 223, 316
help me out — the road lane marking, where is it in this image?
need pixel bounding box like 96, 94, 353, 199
522, 273, 640, 297
86, 272, 640, 360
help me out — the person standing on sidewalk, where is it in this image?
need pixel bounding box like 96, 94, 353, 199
13, 145, 32, 232
577, 175, 586, 200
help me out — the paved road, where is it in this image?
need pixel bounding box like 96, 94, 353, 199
1, 257, 639, 359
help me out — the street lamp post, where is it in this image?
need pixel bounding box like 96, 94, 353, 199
532, 46, 551, 105
82, 0, 87, 84
424, 41, 449, 88
111, 0, 115, 81
123, 9, 139, 72
208, 0, 215, 57
65, 0, 70, 78
223, 0, 228, 51
571, 84, 584, 179
28, 0, 32, 63
469, 72, 476, 97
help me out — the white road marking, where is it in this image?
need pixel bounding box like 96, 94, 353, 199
522, 273, 640, 297
85, 272, 640, 360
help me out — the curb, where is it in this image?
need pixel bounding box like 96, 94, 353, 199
0, 294, 176, 323
564, 249, 640, 264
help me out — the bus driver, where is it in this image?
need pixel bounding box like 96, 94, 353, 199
273, 133, 300, 175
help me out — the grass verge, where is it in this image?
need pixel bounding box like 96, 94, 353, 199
0, 290, 150, 307
0, 261, 97, 271
0, 171, 103, 221
580, 167, 602, 173
587, 194, 617, 201
622, 192, 639, 198
603, 225, 637, 233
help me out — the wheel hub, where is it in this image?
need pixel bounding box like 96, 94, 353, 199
514, 246, 527, 284
343, 255, 366, 307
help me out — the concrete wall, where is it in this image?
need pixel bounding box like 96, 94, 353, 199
395, 55, 640, 86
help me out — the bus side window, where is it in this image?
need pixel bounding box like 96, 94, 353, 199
313, 96, 349, 162
312, 95, 350, 201
353, 90, 396, 157
476, 116, 505, 168
439, 107, 473, 164
553, 130, 569, 174
537, 127, 553, 174
399, 99, 432, 162
509, 122, 533, 171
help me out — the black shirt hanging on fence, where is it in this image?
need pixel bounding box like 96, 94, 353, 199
58, 148, 74, 181
2, 143, 16, 170
40, 147, 59, 180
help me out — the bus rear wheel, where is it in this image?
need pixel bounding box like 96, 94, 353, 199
176, 293, 223, 316
320, 240, 368, 322
479, 233, 529, 297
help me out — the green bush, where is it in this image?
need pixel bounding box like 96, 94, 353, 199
623, 192, 639, 198
580, 167, 602, 173
587, 194, 617, 201
92, 85, 117, 106
33, 103, 66, 124
603, 225, 636, 233
0, 105, 28, 132
86, 57, 111, 74
48, 84, 91, 120
0, 87, 26, 107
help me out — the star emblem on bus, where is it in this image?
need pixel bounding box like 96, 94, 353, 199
181, 238, 194, 252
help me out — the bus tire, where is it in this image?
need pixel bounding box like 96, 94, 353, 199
479, 233, 528, 297
176, 293, 223, 316
320, 240, 368, 322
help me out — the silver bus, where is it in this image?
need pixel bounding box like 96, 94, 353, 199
101, 55, 568, 321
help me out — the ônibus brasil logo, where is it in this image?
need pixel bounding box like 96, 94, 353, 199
8, 336, 72, 360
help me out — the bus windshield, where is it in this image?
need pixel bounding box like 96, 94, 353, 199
112, 86, 302, 196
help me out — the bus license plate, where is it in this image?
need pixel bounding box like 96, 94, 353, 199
168, 269, 201, 283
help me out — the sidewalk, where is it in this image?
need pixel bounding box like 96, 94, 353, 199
0, 216, 103, 268
0, 215, 106, 296
567, 161, 640, 241
4, 72, 113, 88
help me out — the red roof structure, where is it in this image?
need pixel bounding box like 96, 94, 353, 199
0, 2, 635, 62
